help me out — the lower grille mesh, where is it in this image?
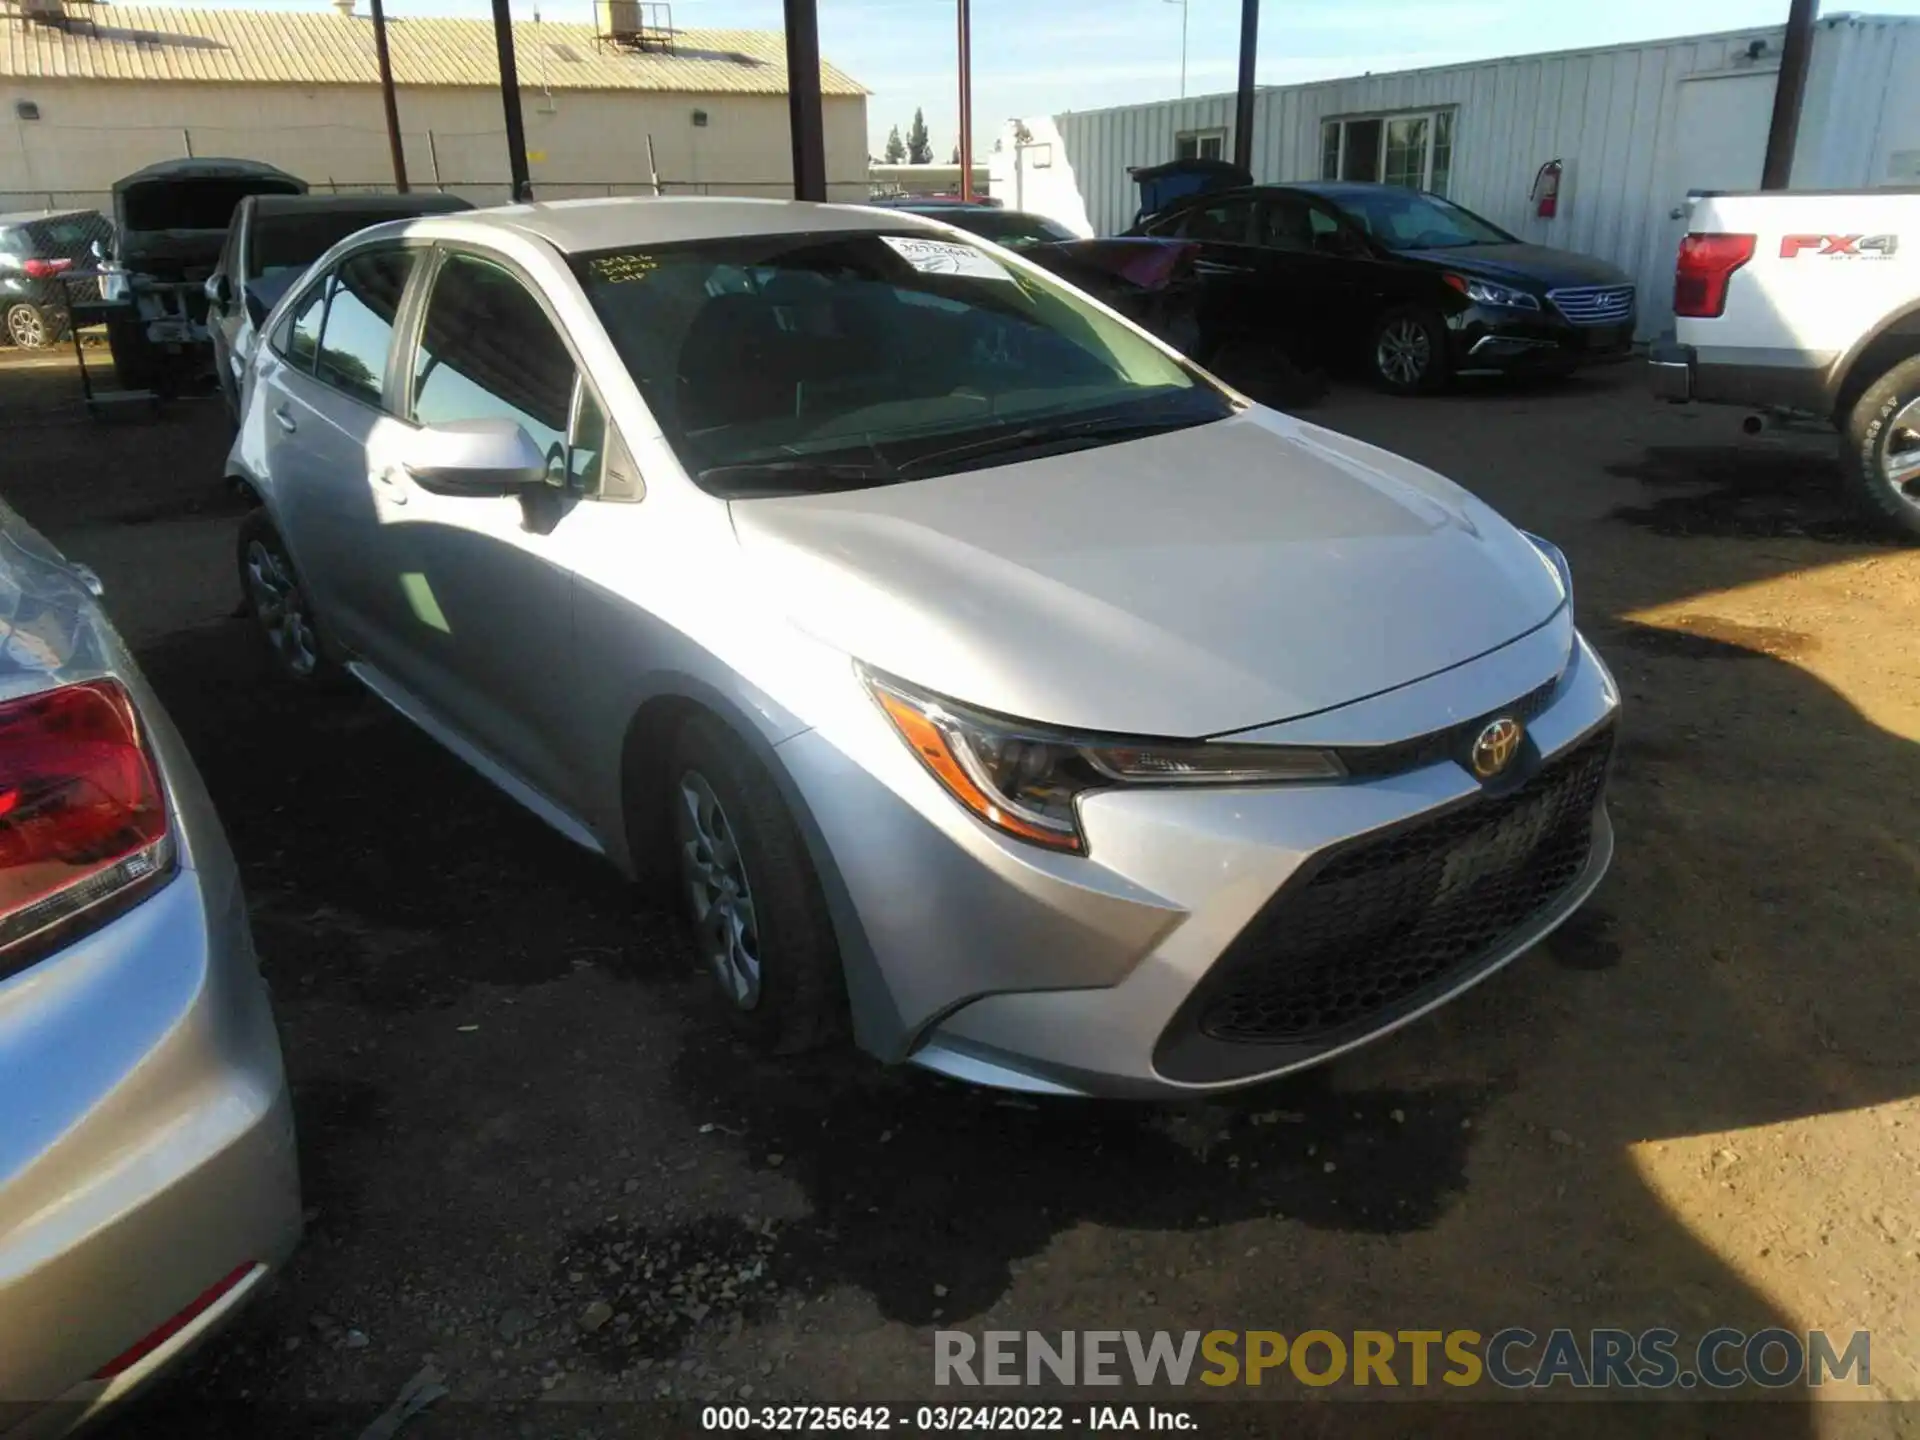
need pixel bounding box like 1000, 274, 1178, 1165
1194, 731, 1612, 1045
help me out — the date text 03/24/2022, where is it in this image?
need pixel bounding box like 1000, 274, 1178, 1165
701, 1405, 1195, 1432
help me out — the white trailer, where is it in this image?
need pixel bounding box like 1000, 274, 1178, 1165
1046, 14, 1920, 340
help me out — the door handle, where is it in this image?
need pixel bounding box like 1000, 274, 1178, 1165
272, 405, 296, 433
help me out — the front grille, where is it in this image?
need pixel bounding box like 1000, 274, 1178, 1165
1335, 677, 1559, 779
1549, 285, 1635, 327
1190, 729, 1612, 1046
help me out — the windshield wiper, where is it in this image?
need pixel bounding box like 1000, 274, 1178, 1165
895, 411, 1215, 477
697, 458, 899, 498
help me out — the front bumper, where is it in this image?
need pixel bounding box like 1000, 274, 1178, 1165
0, 796, 301, 1430
1449, 306, 1636, 373
781, 623, 1620, 1099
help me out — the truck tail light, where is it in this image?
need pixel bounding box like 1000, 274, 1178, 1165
1673, 233, 1755, 319
22, 257, 73, 280
0, 678, 174, 965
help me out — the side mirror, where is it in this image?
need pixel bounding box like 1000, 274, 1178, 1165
401, 418, 553, 498
205, 273, 231, 308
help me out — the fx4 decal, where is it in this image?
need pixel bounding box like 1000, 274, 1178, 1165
1779, 234, 1899, 259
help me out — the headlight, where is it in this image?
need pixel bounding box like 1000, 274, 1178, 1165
862, 668, 1344, 854
1448, 274, 1541, 311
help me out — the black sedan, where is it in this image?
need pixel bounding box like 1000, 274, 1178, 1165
1133, 181, 1636, 394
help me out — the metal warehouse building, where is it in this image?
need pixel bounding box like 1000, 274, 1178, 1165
1037, 13, 1919, 337
0, 1, 869, 210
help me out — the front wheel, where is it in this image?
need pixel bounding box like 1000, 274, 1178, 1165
1370, 306, 1451, 395
1843, 353, 1920, 542
667, 715, 845, 1053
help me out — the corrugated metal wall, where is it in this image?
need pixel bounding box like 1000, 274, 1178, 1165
1054, 17, 1915, 338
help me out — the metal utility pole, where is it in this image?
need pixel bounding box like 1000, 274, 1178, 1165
490, 0, 532, 202
957, 0, 974, 200
1232, 0, 1259, 174
1761, 0, 1819, 190
783, 0, 827, 200
371, 0, 409, 192
1165, 0, 1188, 99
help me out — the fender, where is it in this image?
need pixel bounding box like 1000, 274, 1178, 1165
1826, 299, 1920, 417
615, 674, 902, 1055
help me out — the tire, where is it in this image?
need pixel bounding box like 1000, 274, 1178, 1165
1369, 305, 1451, 395
4, 301, 58, 350
666, 714, 845, 1054
236, 510, 348, 687
106, 317, 161, 391
1843, 352, 1920, 542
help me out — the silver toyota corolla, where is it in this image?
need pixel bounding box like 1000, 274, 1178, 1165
226, 198, 1617, 1099
0, 502, 300, 1434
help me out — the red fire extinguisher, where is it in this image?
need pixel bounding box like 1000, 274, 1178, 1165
1532, 159, 1564, 219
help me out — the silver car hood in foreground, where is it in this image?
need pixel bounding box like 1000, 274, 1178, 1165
732, 408, 1567, 737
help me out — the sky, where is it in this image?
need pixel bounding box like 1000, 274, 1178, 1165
185, 0, 1920, 158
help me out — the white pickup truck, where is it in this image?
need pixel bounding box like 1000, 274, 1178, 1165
1650, 189, 1920, 539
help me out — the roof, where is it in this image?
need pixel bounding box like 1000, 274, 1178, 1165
0, 6, 866, 96
390, 195, 935, 254
249, 192, 472, 220
0, 207, 98, 226
114, 155, 302, 189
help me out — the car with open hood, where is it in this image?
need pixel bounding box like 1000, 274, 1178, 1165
224, 196, 1618, 1098
98, 158, 306, 392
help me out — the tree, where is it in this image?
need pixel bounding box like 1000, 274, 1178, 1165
950, 145, 960, 164
882, 125, 906, 164
907, 108, 933, 165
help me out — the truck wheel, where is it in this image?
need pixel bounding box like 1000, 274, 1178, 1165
1843, 353, 1920, 542
106, 318, 160, 391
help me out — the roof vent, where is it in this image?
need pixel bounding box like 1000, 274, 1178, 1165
20, 0, 67, 24
331, 0, 356, 15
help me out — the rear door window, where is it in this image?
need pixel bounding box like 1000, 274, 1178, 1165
314, 248, 416, 407
1179, 199, 1254, 243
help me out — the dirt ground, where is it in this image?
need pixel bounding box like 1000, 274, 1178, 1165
3, 346, 1918, 1439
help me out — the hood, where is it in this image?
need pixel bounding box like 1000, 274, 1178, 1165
731, 410, 1567, 737
1398, 241, 1632, 292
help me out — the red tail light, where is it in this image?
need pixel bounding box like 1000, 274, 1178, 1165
22, 257, 73, 280
93, 1263, 256, 1378
0, 678, 173, 962
1673, 233, 1755, 319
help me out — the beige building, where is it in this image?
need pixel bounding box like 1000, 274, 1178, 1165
0, 3, 868, 210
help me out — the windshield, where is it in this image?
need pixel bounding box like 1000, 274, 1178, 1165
928, 211, 1078, 248
572, 229, 1230, 494
1333, 190, 1513, 250
252, 210, 413, 280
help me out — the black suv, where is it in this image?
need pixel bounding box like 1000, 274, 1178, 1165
0, 209, 112, 350
1135, 182, 1636, 394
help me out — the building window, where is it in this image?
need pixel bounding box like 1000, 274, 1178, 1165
1175, 129, 1226, 162
1321, 109, 1455, 194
